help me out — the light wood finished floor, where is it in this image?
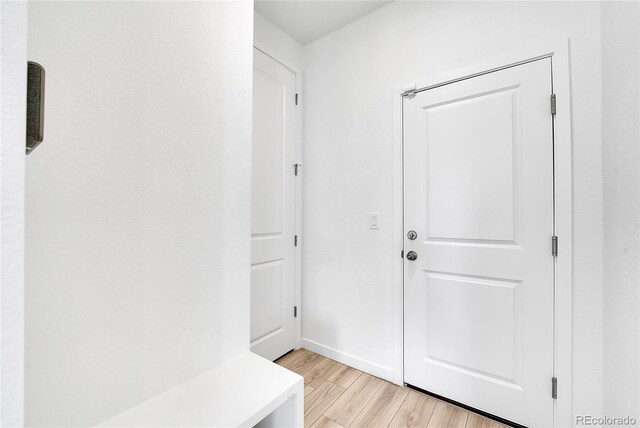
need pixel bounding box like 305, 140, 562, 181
275, 349, 511, 428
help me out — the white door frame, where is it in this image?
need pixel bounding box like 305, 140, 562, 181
252, 45, 304, 351
392, 39, 572, 427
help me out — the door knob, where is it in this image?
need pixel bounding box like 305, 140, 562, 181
406, 251, 418, 261
407, 230, 417, 240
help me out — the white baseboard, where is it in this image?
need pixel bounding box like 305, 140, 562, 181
301, 338, 395, 383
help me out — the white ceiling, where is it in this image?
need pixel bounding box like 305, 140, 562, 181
254, 1, 392, 46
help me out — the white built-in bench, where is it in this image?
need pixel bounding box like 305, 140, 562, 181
97, 352, 303, 428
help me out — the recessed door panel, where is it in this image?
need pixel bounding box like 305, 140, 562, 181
424, 272, 522, 384
250, 260, 284, 343
426, 88, 518, 243
252, 69, 284, 237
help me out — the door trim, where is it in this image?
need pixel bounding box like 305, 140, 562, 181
252, 45, 303, 352
392, 39, 572, 428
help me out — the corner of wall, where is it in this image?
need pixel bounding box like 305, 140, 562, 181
253, 11, 304, 74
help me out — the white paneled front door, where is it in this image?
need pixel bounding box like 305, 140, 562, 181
403, 58, 555, 427
250, 48, 297, 361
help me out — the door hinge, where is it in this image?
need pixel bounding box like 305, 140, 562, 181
294, 306, 298, 317
552, 377, 558, 399
294, 163, 301, 176
552, 236, 558, 257
551, 94, 557, 116
294, 235, 298, 246
401, 250, 404, 259
295, 93, 299, 105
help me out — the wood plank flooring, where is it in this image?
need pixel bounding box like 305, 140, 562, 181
275, 349, 510, 428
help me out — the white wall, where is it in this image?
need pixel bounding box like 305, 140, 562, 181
25, 2, 253, 426
601, 0, 640, 420
0, 1, 27, 426
302, 0, 604, 418
254, 12, 304, 74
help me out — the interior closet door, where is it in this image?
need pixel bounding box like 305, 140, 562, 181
403, 58, 555, 427
250, 48, 297, 361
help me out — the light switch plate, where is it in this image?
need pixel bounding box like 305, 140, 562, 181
369, 213, 379, 229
